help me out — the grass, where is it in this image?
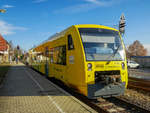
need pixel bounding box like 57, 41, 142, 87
0, 64, 10, 84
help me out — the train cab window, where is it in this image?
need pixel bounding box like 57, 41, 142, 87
68, 35, 74, 50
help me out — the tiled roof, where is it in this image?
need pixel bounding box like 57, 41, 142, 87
0, 34, 8, 51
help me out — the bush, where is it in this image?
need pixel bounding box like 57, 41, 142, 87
0, 65, 10, 84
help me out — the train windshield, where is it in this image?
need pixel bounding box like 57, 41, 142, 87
79, 28, 125, 61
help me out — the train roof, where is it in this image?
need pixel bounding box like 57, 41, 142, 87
32, 24, 118, 51
74, 24, 118, 31
49, 24, 118, 41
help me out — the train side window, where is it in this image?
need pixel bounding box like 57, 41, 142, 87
68, 35, 74, 50
53, 45, 66, 65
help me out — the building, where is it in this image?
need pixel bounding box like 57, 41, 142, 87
0, 34, 10, 63
144, 44, 150, 56
131, 56, 150, 68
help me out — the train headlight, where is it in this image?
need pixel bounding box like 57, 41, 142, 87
121, 62, 125, 70
87, 63, 92, 71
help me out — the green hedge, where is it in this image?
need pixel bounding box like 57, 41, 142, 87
0, 65, 10, 84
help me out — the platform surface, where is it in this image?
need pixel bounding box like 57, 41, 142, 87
0, 64, 97, 113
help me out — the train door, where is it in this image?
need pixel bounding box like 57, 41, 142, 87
67, 34, 76, 85
45, 46, 49, 77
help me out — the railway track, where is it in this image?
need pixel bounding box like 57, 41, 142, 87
30, 67, 150, 113
128, 84, 150, 92
90, 96, 150, 113
50, 78, 150, 113
128, 77, 150, 92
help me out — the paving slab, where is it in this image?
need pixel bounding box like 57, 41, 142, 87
0, 64, 97, 113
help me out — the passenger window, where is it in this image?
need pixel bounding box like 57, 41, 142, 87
68, 35, 74, 50
53, 45, 66, 65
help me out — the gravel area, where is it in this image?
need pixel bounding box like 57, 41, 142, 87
119, 89, 150, 111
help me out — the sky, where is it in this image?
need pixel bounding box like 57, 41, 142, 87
0, 0, 150, 54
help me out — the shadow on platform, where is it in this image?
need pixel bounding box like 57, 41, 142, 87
0, 65, 67, 96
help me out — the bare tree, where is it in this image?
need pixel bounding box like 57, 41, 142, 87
9, 40, 14, 51
125, 49, 130, 59
14, 45, 23, 58
127, 40, 147, 58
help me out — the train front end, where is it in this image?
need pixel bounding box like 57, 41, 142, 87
78, 26, 128, 99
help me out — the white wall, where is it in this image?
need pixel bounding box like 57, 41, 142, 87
144, 44, 150, 56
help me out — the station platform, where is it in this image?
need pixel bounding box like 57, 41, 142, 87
0, 64, 96, 113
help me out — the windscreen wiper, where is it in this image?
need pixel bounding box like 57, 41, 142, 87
106, 45, 121, 64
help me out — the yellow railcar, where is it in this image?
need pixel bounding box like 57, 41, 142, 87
30, 24, 128, 98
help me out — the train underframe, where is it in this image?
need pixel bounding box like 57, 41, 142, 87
87, 70, 126, 99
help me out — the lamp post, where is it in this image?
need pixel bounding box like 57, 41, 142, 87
0, 9, 6, 13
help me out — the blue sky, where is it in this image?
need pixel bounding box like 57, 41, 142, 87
0, 0, 150, 52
